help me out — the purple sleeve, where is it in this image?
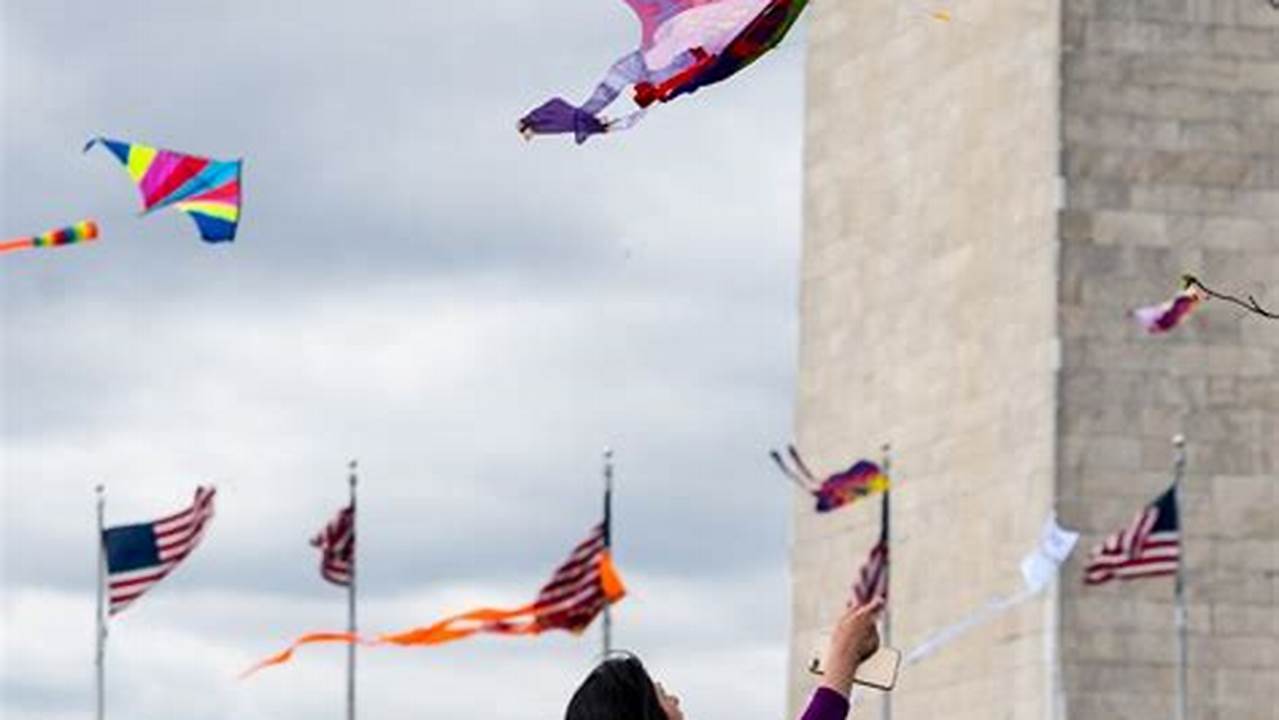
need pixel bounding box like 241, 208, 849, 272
799, 687, 850, 720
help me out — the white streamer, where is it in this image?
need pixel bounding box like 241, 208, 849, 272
904, 516, 1079, 665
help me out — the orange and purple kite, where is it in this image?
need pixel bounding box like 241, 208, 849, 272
0, 220, 99, 254
519, 0, 810, 143
85, 137, 242, 243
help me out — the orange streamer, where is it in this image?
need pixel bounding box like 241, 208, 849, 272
244, 554, 627, 676
380, 605, 541, 646
0, 239, 34, 253
240, 632, 361, 678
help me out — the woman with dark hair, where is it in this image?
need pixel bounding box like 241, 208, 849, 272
565, 597, 883, 720
564, 653, 685, 720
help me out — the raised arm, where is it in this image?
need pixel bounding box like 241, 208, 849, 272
797, 598, 883, 720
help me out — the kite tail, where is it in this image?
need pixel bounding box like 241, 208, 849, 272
242, 608, 535, 678
518, 98, 610, 144
581, 51, 647, 116
605, 109, 647, 134
0, 239, 35, 254
519, 51, 649, 144
382, 558, 624, 647
2, 220, 99, 254
771, 449, 815, 492
379, 605, 541, 647
240, 632, 363, 679
787, 445, 820, 484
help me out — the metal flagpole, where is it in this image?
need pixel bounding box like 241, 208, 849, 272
602, 447, 614, 658
1171, 435, 1187, 720
95, 484, 106, 720
880, 443, 892, 720
347, 460, 358, 720
1048, 504, 1068, 720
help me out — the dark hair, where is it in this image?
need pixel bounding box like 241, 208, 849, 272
564, 653, 668, 720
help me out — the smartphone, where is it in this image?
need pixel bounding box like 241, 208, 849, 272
807, 642, 901, 691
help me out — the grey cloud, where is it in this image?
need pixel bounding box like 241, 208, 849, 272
3, 282, 798, 596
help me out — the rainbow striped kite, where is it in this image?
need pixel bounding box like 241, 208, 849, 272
1, 220, 99, 254
85, 137, 242, 243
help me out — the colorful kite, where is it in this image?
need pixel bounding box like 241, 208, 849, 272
1130, 281, 1204, 334
519, 0, 811, 143
771, 445, 890, 513
1, 220, 99, 254
84, 137, 242, 243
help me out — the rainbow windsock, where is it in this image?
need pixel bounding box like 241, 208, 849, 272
771, 446, 890, 514
85, 137, 242, 243
1, 220, 99, 254
817, 460, 890, 513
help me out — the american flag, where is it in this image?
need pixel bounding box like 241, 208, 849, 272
1084, 485, 1180, 585
528, 523, 617, 632
377, 521, 625, 648
311, 504, 354, 587
852, 535, 889, 605
852, 489, 890, 606
103, 486, 216, 615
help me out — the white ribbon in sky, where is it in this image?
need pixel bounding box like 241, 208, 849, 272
904, 516, 1079, 665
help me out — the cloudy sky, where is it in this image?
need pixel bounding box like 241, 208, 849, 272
1, 2, 806, 718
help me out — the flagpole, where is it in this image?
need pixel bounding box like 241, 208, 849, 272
1049, 545, 1066, 720
602, 447, 614, 658
347, 460, 358, 720
880, 443, 892, 720
95, 484, 106, 720
1171, 435, 1187, 720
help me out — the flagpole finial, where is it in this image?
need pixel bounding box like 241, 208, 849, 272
603, 447, 613, 462
1172, 434, 1186, 448
95, 483, 104, 495
881, 442, 891, 454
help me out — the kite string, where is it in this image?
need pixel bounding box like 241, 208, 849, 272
1183, 275, 1279, 320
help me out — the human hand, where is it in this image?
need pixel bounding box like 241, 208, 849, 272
820, 597, 883, 698
655, 682, 684, 720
